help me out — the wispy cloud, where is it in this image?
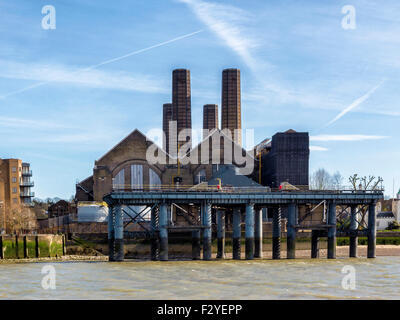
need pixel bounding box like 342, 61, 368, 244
177, 0, 260, 71
309, 145, 328, 151
0, 30, 202, 99
325, 80, 386, 127
310, 134, 389, 142
0, 60, 169, 96
0, 116, 71, 129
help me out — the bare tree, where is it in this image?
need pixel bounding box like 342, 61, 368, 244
310, 168, 333, 190
348, 174, 384, 228
331, 171, 343, 190
6, 206, 38, 234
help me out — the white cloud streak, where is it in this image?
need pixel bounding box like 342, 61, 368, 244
309, 145, 328, 151
177, 0, 259, 70
310, 134, 389, 142
0, 30, 202, 99
325, 80, 385, 127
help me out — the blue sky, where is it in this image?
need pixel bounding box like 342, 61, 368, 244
0, 0, 399, 199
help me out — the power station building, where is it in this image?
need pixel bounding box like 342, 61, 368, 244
75, 68, 310, 210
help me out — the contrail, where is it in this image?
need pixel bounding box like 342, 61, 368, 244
325, 79, 385, 127
0, 29, 203, 99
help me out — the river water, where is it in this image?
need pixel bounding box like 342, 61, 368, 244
0, 257, 399, 299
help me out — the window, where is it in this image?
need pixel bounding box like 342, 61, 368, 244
12, 177, 17, 183
13, 198, 17, 204
113, 169, 125, 191
149, 168, 161, 190
131, 164, 143, 190
194, 169, 207, 184
12, 167, 16, 173
12, 187, 17, 194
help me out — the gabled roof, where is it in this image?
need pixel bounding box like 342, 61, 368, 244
96, 128, 167, 163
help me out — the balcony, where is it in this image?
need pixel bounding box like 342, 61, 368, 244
20, 191, 35, 198
20, 181, 34, 187
22, 170, 32, 177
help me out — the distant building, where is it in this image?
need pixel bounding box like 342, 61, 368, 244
260, 129, 310, 189
376, 197, 400, 230
0, 159, 34, 231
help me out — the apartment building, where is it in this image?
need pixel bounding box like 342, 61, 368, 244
0, 159, 34, 230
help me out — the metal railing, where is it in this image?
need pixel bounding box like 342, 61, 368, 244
20, 181, 34, 187
111, 184, 383, 194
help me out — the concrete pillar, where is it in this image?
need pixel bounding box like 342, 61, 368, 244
114, 206, 124, 262
254, 208, 263, 258
327, 202, 336, 259
150, 208, 160, 261
216, 209, 225, 259
108, 206, 115, 261
349, 205, 358, 258
192, 230, 201, 260
368, 203, 376, 258
159, 203, 169, 261
272, 207, 281, 259
232, 208, 241, 260
287, 203, 296, 259
203, 202, 212, 260
311, 230, 319, 258
245, 204, 255, 260
62, 234, 66, 256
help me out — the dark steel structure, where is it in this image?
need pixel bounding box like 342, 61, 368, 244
262, 130, 310, 188
104, 189, 382, 262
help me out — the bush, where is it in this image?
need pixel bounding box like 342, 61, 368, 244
386, 221, 400, 230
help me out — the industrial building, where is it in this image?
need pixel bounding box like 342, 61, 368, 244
0, 159, 34, 232
74, 68, 309, 226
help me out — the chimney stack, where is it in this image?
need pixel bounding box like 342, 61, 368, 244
203, 104, 218, 139
162, 103, 172, 154
221, 68, 241, 146
172, 69, 192, 153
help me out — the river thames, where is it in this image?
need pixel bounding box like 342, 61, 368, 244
0, 257, 399, 299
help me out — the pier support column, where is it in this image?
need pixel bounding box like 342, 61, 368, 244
272, 207, 281, 259
108, 206, 115, 261
327, 202, 337, 259
192, 230, 201, 260
159, 203, 169, 261
202, 202, 212, 260
311, 230, 319, 258
216, 209, 225, 259
254, 208, 263, 258
114, 205, 124, 262
287, 203, 296, 259
349, 205, 358, 258
367, 203, 376, 259
232, 208, 241, 260
150, 207, 160, 261
245, 203, 255, 260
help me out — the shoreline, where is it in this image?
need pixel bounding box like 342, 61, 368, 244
1, 245, 400, 263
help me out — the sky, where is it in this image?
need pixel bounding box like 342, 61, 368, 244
0, 0, 399, 199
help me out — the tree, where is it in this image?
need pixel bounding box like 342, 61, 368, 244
6, 205, 38, 234
348, 174, 384, 228
332, 171, 343, 190
310, 168, 332, 190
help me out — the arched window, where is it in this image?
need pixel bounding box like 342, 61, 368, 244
131, 164, 143, 190
194, 169, 206, 184
113, 168, 125, 191
149, 168, 161, 190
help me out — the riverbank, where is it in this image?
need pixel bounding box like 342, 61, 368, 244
1, 244, 400, 263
